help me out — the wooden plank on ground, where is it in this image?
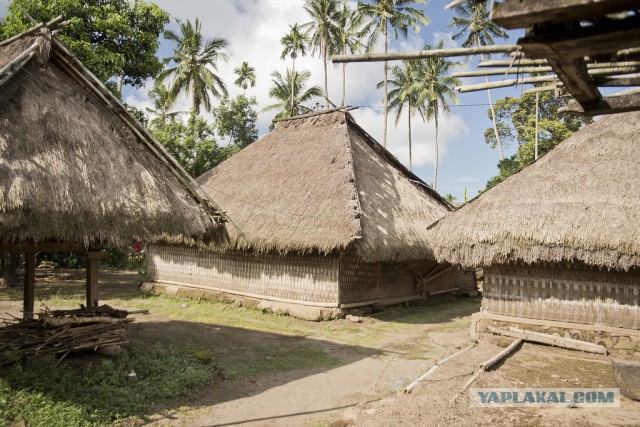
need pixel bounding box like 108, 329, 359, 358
487, 326, 609, 354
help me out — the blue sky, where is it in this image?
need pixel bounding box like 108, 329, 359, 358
0, 0, 527, 200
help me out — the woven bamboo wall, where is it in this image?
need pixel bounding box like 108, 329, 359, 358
338, 250, 476, 305
484, 263, 640, 329
148, 245, 340, 305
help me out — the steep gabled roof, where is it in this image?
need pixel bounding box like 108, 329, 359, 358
431, 111, 640, 271
196, 109, 451, 262
0, 27, 226, 247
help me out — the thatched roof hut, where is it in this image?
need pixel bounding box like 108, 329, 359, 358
0, 27, 225, 249
147, 110, 476, 318
0, 25, 226, 316
430, 112, 640, 344
197, 110, 451, 261
431, 111, 640, 271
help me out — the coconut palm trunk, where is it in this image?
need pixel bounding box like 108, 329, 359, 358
479, 36, 504, 160
323, 43, 330, 108
291, 55, 297, 116
408, 104, 413, 171
342, 45, 347, 107
433, 108, 439, 190
383, 26, 389, 148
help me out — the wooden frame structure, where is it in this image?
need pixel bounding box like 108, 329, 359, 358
332, 0, 640, 116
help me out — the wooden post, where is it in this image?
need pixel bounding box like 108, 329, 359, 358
84, 251, 106, 307
23, 252, 36, 319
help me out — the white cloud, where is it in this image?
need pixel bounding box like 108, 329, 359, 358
351, 105, 468, 169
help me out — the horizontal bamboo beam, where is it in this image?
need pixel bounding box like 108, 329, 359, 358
453, 66, 554, 77
331, 45, 520, 63
522, 85, 558, 94
478, 59, 549, 67
456, 66, 640, 93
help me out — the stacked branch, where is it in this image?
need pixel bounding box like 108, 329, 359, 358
0, 305, 141, 365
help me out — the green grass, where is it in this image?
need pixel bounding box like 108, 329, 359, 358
0, 344, 216, 426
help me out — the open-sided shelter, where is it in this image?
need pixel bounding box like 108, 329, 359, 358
431, 111, 640, 349
146, 110, 475, 318
0, 23, 226, 318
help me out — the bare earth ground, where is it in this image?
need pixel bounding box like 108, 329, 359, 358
1, 269, 639, 427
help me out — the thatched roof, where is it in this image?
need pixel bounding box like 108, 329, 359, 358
196, 109, 452, 262
431, 111, 640, 271
0, 27, 225, 248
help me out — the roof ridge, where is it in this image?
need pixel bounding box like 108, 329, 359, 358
342, 114, 364, 242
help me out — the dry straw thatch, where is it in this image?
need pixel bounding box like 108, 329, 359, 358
431, 111, 640, 270
0, 28, 225, 248
197, 110, 451, 262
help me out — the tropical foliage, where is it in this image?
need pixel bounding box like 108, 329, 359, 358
161, 18, 229, 118
264, 69, 323, 125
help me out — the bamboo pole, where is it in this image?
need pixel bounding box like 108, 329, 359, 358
479, 59, 548, 67
456, 66, 640, 93
455, 65, 640, 79
522, 85, 558, 94
404, 343, 476, 394
480, 339, 523, 371
453, 66, 554, 77
331, 45, 519, 63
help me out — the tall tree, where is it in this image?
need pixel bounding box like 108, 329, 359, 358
358, 0, 429, 147
415, 41, 460, 191
214, 95, 259, 149
264, 69, 323, 125
146, 81, 181, 129
280, 23, 309, 116
450, 2, 508, 160
233, 61, 256, 96
161, 18, 229, 120
336, 0, 365, 107
302, 0, 341, 108
379, 61, 420, 171
0, 0, 170, 95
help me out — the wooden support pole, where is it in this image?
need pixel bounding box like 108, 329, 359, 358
23, 252, 36, 320
84, 251, 107, 308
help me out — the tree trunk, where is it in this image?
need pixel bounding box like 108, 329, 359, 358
383, 27, 389, 148
3, 252, 19, 288
433, 109, 439, 191
116, 74, 124, 97
342, 45, 347, 107
479, 36, 503, 161
291, 57, 296, 117
323, 42, 330, 108
487, 85, 504, 160
408, 105, 413, 172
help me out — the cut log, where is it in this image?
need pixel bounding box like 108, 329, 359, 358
480, 338, 523, 371
487, 326, 608, 355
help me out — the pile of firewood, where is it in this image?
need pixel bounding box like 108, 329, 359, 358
0, 305, 146, 365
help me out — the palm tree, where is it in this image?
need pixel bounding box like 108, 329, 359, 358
161, 18, 229, 120
415, 41, 461, 191
336, 0, 365, 107
450, 2, 508, 160
264, 69, 323, 125
280, 24, 309, 116
233, 61, 256, 96
358, 0, 429, 147
302, 0, 341, 108
146, 81, 180, 129
379, 61, 420, 171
